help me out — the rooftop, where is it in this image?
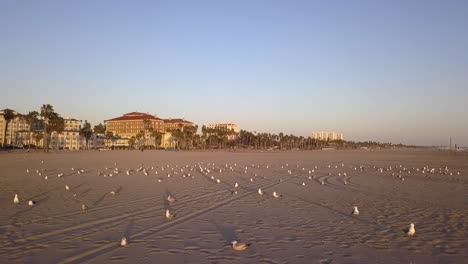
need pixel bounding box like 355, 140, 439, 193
106, 112, 162, 122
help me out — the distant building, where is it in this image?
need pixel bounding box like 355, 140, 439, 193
0, 109, 41, 147
105, 112, 194, 148
105, 112, 165, 138
163, 118, 194, 131
312, 131, 344, 141
49, 118, 82, 150
207, 122, 240, 140
208, 122, 239, 133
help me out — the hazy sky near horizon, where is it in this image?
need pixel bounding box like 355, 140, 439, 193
1, 0, 467, 146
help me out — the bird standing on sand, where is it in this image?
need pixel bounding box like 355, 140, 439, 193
120, 237, 128, 246
81, 203, 88, 211
167, 195, 176, 203
258, 188, 263, 195
234, 182, 238, 188
28, 200, 36, 206
231, 240, 251, 251
65, 185, 70, 191
14, 194, 19, 204
165, 209, 175, 219
352, 206, 359, 215
407, 223, 416, 236
273, 191, 281, 198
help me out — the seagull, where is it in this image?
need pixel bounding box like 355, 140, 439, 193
302, 182, 306, 186
26, 169, 30, 173
250, 178, 254, 182
81, 203, 88, 211
407, 223, 416, 236
14, 194, 19, 204
120, 237, 128, 246
321, 180, 325, 185
28, 200, 36, 206
234, 182, 238, 188
231, 240, 251, 251
165, 209, 175, 219
216, 179, 221, 183
352, 206, 359, 215
273, 191, 281, 198
44, 176, 48, 180
167, 195, 176, 203
110, 191, 116, 195
258, 188, 263, 195
58, 173, 64, 178
65, 185, 70, 191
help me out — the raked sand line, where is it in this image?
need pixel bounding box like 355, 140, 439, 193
3, 177, 273, 250
2, 165, 245, 229
7, 189, 227, 247
58, 178, 286, 264
1, 177, 220, 229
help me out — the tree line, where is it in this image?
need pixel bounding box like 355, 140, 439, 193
2, 105, 411, 151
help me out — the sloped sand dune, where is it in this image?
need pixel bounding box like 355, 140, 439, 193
0, 149, 467, 263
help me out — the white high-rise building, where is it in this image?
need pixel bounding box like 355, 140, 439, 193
208, 122, 239, 133
311, 131, 344, 141
207, 122, 240, 140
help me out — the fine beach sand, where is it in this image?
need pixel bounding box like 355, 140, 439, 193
0, 149, 467, 264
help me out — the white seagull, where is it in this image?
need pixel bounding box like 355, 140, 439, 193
65, 185, 70, 191
352, 206, 359, 215
258, 188, 263, 195
231, 240, 251, 251
120, 237, 128, 246
165, 209, 175, 219
28, 200, 36, 206
234, 182, 238, 188
14, 194, 19, 204
167, 195, 176, 203
407, 223, 416, 236
273, 191, 281, 198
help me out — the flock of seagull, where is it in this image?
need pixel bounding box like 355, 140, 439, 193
11, 160, 462, 251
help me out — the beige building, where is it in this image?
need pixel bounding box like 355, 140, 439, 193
0, 109, 36, 147
105, 112, 165, 139
208, 121, 240, 140
105, 112, 194, 148
163, 118, 194, 131
208, 122, 240, 133
49, 118, 82, 150
311, 131, 344, 141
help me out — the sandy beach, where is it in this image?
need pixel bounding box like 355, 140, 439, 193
0, 149, 467, 264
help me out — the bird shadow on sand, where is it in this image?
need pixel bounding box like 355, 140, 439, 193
10, 195, 51, 219
93, 193, 108, 207
79, 188, 92, 197
213, 222, 239, 246
123, 219, 134, 239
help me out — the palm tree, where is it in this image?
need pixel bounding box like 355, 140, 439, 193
22, 111, 39, 149
33, 131, 43, 149
93, 123, 106, 134
142, 119, 152, 148
1, 109, 16, 147
46, 113, 65, 150
151, 130, 163, 148
40, 104, 55, 151
80, 120, 93, 149
105, 131, 114, 149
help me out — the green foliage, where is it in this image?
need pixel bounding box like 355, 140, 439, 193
80, 120, 93, 149
1, 108, 16, 146
93, 123, 106, 134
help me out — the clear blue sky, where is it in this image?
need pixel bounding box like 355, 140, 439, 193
1, 0, 467, 146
